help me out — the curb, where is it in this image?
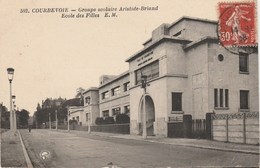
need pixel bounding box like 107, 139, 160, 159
18, 130, 34, 168
146, 140, 260, 155
107, 135, 260, 155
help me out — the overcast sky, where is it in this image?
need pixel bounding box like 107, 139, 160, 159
0, 0, 255, 115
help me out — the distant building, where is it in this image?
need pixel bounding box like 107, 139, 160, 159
82, 87, 99, 126
64, 98, 84, 125
42, 97, 66, 109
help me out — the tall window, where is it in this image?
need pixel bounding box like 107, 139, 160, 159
102, 110, 109, 117
240, 90, 249, 110
85, 96, 90, 105
102, 91, 109, 99
135, 60, 159, 85
214, 88, 229, 108
239, 52, 249, 73
112, 107, 121, 116
172, 92, 182, 111
124, 105, 130, 116
123, 82, 130, 92
111, 86, 120, 96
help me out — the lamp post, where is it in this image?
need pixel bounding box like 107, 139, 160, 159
55, 110, 58, 131
12, 95, 17, 132
49, 112, 51, 130
88, 112, 91, 134
141, 74, 149, 139
7, 68, 14, 132
67, 107, 70, 132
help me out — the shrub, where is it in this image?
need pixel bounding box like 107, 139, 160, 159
69, 119, 77, 124
116, 113, 130, 124
104, 117, 115, 124
95, 117, 104, 125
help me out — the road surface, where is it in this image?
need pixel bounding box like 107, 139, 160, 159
20, 129, 259, 168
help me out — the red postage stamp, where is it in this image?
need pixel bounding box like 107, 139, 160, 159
218, 2, 256, 47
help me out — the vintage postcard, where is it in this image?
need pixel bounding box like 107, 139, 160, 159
0, 0, 259, 167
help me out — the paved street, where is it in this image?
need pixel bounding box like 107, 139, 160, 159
20, 129, 259, 168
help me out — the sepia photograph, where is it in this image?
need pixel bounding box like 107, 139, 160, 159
0, 0, 259, 167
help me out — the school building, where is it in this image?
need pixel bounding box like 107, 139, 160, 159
68, 16, 258, 137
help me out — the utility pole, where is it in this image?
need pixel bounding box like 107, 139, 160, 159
49, 113, 51, 130
55, 110, 58, 131
141, 74, 149, 140
67, 107, 70, 132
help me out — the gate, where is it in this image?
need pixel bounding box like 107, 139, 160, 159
192, 119, 206, 138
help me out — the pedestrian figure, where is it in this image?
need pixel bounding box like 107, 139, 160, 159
28, 125, 32, 132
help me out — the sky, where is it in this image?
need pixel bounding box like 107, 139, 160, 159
0, 0, 257, 115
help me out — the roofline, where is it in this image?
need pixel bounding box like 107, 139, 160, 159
141, 16, 217, 47
98, 70, 130, 89
125, 36, 191, 62
168, 16, 217, 29
83, 87, 99, 94
183, 36, 219, 50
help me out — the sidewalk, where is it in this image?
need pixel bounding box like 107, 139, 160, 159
57, 129, 259, 155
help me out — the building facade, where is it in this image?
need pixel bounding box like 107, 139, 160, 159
99, 71, 130, 119
125, 16, 258, 137
83, 87, 99, 126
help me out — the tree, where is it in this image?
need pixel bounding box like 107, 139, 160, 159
19, 109, 30, 127
1, 104, 10, 129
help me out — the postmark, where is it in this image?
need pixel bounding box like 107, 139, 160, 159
218, 2, 257, 53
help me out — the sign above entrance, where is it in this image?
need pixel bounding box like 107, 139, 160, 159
137, 51, 153, 66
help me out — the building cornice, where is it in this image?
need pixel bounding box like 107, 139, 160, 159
98, 70, 129, 89
129, 74, 188, 90
125, 36, 191, 63
183, 36, 219, 50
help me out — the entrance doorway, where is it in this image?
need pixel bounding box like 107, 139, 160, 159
139, 95, 155, 136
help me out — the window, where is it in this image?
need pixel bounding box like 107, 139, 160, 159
214, 88, 229, 108
135, 61, 159, 85
172, 92, 182, 111
85, 96, 90, 105
124, 105, 130, 116
76, 116, 79, 122
123, 82, 130, 92
239, 52, 249, 73
111, 86, 120, 96
240, 90, 249, 110
102, 91, 109, 99
102, 110, 109, 117
112, 107, 121, 116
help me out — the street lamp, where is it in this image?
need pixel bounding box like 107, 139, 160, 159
12, 95, 17, 131
67, 106, 70, 132
88, 112, 91, 134
141, 74, 149, 139
55, 110, 58, 131
7, 68, 14, 132
49, 112, 51, 130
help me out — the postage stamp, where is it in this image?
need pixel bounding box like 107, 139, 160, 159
218, 2, 256, 47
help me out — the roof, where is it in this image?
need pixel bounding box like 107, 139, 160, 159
125, 36, 191, 62
183, 36, 219, 50
62, 98, 83, 107
98, 70, 129, 88
82, 87, 99, 94
168, 16, 217, 29
141, 16, 217, 47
